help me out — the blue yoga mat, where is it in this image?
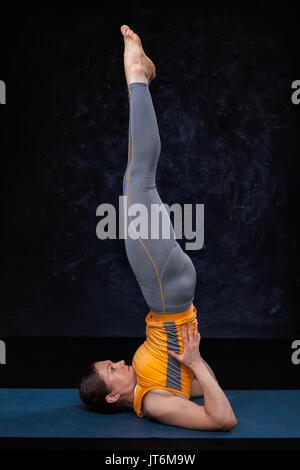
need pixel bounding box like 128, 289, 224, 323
0, 389, 299, 438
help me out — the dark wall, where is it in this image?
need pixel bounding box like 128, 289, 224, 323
0, 4, 299, 337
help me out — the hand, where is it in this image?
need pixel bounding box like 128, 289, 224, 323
167, 322, 201, 370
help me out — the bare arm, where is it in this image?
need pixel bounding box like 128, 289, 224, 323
167, 322, 237, 428
144, 360, 237, 430
143, 393, 233, 431
192, 360, 237, 426
191, 357, 217, 397
200, 357, 217, 380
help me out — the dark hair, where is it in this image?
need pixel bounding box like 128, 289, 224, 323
79, 362, 129, 414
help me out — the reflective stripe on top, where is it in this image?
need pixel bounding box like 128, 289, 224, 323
163, 321, 182, 391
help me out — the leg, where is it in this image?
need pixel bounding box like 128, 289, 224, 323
120, 25, 196, 313
123, 82, 196, 313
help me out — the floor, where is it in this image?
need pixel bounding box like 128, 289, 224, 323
0, 389, 299, 439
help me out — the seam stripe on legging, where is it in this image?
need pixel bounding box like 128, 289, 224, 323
125, 85, 166, 313
122, 90, 132, 196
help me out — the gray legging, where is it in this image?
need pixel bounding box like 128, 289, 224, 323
123, 82, 196, 314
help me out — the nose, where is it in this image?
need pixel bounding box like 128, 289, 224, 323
117, 360, 125, 368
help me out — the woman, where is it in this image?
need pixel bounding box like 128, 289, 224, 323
79, 25, 237, 431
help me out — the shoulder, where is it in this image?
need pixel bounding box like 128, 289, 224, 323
142, 389, 187, 418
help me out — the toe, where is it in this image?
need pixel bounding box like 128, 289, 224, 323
121, 25, 130, 35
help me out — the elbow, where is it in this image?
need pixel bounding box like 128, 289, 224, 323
213, 412, 238, 431
220, 416, 238, 431
206, 407, 238, 431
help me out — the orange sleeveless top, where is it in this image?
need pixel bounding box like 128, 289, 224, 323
132, 302, 198, 418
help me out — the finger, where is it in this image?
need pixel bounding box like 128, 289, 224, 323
182, 324, 187, 341
168, 350, 180, 362
186, 324, 191, 343
193, 325, 199, 343
193, 325, 197, 339
188, 322, 192, 339
168, 350, 177, 359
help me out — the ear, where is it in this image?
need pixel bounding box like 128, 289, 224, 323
106, 392, 121, 404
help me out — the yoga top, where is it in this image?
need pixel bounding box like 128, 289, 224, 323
132, 302, 198, 418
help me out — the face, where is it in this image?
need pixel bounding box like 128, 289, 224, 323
94, 359, 136, 405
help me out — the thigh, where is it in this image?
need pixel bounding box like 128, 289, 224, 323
124, 187, 176, 287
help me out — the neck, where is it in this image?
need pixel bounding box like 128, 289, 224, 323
123, 392, 133, 409
124, 382, 137, 409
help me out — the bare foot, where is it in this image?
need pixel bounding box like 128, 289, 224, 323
120, 25, 156, 86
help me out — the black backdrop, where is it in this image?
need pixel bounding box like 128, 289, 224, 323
1, 3, 299, 339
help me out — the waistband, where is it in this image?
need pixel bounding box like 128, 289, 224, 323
149, 302, 197, 322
